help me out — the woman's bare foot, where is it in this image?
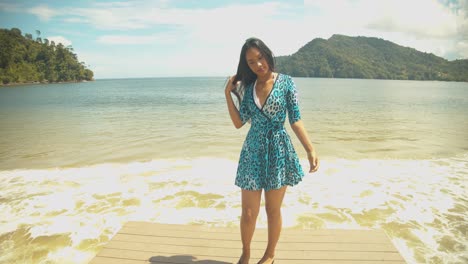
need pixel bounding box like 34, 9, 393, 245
237, 253, 250, 264
257, 255, 274, 264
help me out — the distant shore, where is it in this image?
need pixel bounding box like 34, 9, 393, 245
1, 79, 94, 87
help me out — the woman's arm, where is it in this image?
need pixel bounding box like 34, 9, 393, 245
291, 120, 319, 173
225, 76, 244, 129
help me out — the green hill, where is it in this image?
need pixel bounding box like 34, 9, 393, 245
0, 28, 94, 85
276, 34, 468, 82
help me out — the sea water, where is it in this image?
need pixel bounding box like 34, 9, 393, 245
0, 77, 467, 263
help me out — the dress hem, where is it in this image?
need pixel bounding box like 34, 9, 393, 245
235, 175, 304, 192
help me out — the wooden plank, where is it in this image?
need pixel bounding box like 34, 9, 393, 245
124, 222, 386, 236
110, 233, 398, 252
258, 261, 405, 264
90, 258, 146, 264
102, 241, 404, 261
89, 222, 406, 264
118, 227, 389, 244
96, 247, 404, 261
95, 249, 237, 263
90, 256, 406, 264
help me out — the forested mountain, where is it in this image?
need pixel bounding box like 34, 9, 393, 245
276, 34, 468, 82
0, 28, 94, 85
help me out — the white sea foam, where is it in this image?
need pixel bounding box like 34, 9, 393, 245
0, 155, 467, 264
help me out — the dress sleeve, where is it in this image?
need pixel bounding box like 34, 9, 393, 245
286, 76, 301, 125
238, 88, 251, 124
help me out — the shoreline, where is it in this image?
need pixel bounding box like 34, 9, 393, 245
1, 79, 94, 87
3, 76, 467, 84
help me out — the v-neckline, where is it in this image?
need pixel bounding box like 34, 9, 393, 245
254, 73, 279, 111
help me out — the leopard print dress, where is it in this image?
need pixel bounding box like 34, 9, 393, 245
235, 74, 304, 191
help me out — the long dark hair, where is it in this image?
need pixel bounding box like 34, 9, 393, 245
232, 37, 275, 105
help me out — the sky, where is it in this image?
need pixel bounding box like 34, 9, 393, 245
0, 0, 467, 79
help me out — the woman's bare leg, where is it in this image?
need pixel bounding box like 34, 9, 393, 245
239, 189, 262, 264
259, 186, 287, 263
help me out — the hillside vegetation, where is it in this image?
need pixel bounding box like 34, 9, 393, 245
276, 34, 468, 82
0, 28, 94, 85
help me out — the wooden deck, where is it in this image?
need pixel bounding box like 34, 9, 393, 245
89, 221, 406, 264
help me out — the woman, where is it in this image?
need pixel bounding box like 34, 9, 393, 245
225, 37, 319, 264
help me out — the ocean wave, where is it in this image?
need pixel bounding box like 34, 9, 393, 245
0, 155, 467, 263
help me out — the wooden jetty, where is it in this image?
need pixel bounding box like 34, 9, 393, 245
89, 221, 406, 264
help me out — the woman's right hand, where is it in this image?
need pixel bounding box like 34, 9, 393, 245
224, 75, 244, 128
307, 150, 320, 173
225, 75, 237, 94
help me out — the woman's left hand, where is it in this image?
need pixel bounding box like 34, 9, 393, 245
307, 150, 319, 173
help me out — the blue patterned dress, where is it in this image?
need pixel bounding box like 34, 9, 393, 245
235, 74, 304, 191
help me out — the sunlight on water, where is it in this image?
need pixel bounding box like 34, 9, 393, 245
0, 155, 466, 264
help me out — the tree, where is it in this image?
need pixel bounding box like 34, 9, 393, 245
11, 28, 22, 36
0, 28, 94, 84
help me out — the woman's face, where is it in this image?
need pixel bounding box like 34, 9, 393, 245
246, 47, 270, 77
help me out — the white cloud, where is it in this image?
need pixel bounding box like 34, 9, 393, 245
456, 41, 468, 57
65, 1, 309, 76
63, 17, 88, 24
47, 36, 72, 47
304, 0, 458, 37
27, 4, 57, 21
76, 49, 184, 79
303, 0, 467, 59
69, 7, 148, 30
366, 0, 458, 39
0, 2, 19, 12
61, 2, 288, 31
21, 1, 466, 58
96, 34, 177, 45
455, 1, 468, 39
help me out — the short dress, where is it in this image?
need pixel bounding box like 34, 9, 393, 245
235, 73, 304, 191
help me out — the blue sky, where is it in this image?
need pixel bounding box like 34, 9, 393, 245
1, 0, 467, 79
